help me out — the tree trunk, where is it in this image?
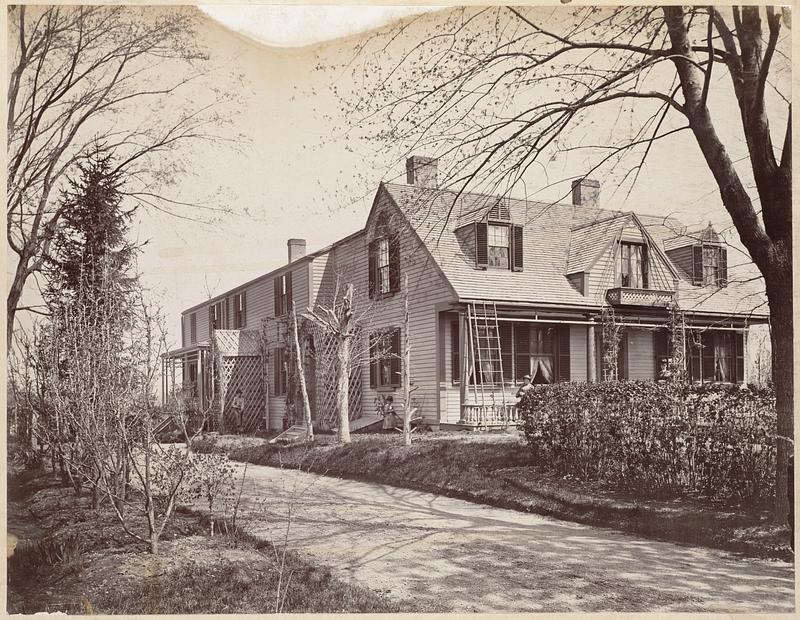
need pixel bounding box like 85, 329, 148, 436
337, 336, 351, 444
402, 274, 412, 446
291, 303, 314, 441
7, 262, 26, 349
765, 265, 793, 524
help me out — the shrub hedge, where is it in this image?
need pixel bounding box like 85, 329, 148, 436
518, 381, 776, 501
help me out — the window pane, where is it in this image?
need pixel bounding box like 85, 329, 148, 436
378, 238, 390, 269
488, 225, 508, 246
488, 246, 509, 268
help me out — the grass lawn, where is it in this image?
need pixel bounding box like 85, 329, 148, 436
6, 464, 404, 614
193, 431, 792, 561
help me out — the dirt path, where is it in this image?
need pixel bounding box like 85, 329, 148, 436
209, 462, 794, 613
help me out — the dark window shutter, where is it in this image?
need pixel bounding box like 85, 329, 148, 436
286, 272, 293, 313
274, 278, 281, 316
654, 329, 669, 376
369, 334, 377, 388
451, 317, 460, 384
241, 291, 247, 327
368, 241, 377, 299
701, 333, 715, 381
475, 222, 488, 268
641, 244, 649, 289
390, 328, 401, 387
719, 248, 728, 286
688, 334, 702, 381
511, 224, 524, 272
389, 235, 401, 292
557, 326, 571, 381
181, 315, 186, 345
617, 331, 628, 380
500, 322, 513, 383
514, 324, 530, 381
735, 331, 745, 383
692, 245, 703, 286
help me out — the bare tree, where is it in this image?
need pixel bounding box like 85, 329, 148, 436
304, 283, 357, 443
290, 302, 314, 441
401, 274, 413, 446
348, 6, 792, 521
7, 5, 235, 345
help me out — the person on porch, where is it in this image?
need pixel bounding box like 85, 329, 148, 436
516, 374, 533, 401
231, 389, 245, 434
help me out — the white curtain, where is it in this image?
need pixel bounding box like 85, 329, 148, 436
531, 356, 554, 383
714, 337, 730, 381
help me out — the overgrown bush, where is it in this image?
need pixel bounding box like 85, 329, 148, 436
518, 381, 776, 501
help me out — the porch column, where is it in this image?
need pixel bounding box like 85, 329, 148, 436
587, 322, 597, 383
198, 349, 205, 409
459, 311, 467, 406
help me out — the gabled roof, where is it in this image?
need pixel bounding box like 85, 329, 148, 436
382, 182, 768, 319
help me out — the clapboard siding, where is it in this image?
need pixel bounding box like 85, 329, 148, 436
665, 244, 693, 280
179, 262, 312, 430
313, 189, 456, 425
626, 328, 655, 380
570, 324, 588, 381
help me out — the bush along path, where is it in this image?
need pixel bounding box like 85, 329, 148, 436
179, 452, 794, 613
193, 432, 792, 561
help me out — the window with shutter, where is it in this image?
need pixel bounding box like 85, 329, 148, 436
273, 348, 287, 396
189, 313, 197, 344
370, 328, 401, 388
734, 331, 745, 383
274, 273, 291, 316
557, 326, 571, 382
475, 221, 488, 268
511, 224, 524, 271
451, 317, 460, 384
692, 245, 704, 286
369, 230, 400, 298
368, 241, 377, 299
514, 323, 530, 382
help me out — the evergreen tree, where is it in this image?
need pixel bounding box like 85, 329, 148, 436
44, 146, 139, 314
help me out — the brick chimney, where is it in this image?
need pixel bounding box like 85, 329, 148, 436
406, 155, 438, 188
571, 178, 600, 207
287, 238, 306, 263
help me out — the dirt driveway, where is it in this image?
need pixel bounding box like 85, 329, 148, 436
212, 462, 794, 613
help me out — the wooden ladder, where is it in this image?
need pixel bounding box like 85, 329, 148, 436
467, 301, 507, 429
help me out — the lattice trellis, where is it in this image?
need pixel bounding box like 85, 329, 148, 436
209, 329, 266, 433
311, 326, 363, 428
218, 356, 265, 433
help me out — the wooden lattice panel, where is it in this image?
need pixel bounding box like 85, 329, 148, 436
214, 329, 261, 356
312, 328, 363, 427
219, 355, 265, 433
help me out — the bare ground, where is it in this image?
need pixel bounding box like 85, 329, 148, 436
201, 460, 795, 613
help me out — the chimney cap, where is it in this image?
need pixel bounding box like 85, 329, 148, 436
571, 177, 600, 189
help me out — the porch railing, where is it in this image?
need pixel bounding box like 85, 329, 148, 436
460, 403, 520, 427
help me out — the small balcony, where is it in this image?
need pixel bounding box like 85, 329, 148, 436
606, 287, 675, 308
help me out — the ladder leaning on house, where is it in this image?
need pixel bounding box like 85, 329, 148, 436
466, 301, 508, 429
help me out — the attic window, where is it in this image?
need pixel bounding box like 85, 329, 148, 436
368, 226, 400, 299
693, 244, 727, 287
476, 221, 523, 271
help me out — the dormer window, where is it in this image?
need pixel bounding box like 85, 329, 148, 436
694, 244, 727, 287
488, 224, 509, 268
475, 221, 523, 271
619, 242, 648, 289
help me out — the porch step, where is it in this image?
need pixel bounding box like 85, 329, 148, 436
268, 425, 309, 445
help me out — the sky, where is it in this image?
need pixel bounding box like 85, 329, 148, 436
9, 5, 788, 352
